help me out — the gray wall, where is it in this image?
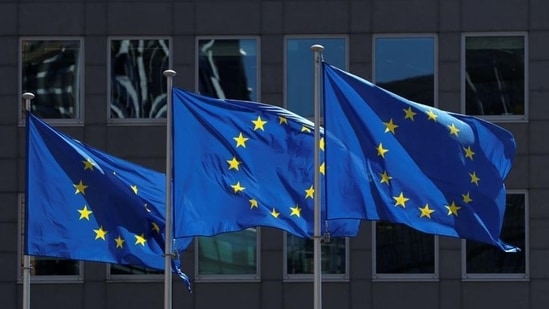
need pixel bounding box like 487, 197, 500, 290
2, 0, 549, 308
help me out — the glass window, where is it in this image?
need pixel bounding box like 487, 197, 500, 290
374, 36, 436, 106
109, 38, 171, 120
372, 35, 438, 278
18, 194, 82, 281
285, 234, 348, 279
195, 37, 260, 279
197, 38, 258, 102
196, 228, 258, 277
285, 37, 347, 119
20, 38, 83, 121
463, 34, 527, 119
108, 264, 163, 278
373, 223, 437, 277
464, 192, 528, 279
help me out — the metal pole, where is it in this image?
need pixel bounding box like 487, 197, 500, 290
163, 70, 176, 309
311, 44, 324, 309
22, 92, 35, 309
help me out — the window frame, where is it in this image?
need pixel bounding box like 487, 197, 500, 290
282, 232, 350, 282
283, 34, 349, 121
106, 264, 164, 282
107, 36, 173, 125
461, 190, 530, 281
17, 193, 84, 283
193, 229, 261, 282
194, 35, 261, 102
460, 32, 529, 122
18, 37, 85, 126
372, 33, 439, 108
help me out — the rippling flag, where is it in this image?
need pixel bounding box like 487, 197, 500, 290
25, 113, 192, 290
172, 88, 360, 238
322, 63, 518, 252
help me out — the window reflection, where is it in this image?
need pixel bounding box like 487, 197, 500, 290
286, 235, 346, 275
198, 229, 257, 275
21, 39, 81, 119
286, 37, 346, 118
375, 223, 435, 274
110, 264, 162, 275
465, 35, 525, 116
198, 39, 257, 101
110, 39, 170, 119
374, 37, 435, 106
466, 194, 526, 274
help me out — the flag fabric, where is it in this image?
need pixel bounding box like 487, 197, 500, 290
322, 63, 519, 252
172, 88, 360, 238
25, 112, 192, 289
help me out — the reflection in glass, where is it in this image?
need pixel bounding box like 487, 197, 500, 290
286, 235, 346, 275
198, 229, 257, 275
465, 36, 525, 116
286, 38, 346, 118
466, 194, 526, 273
110, 39, 170, 119
375, 223, 435, 274
375, 37, 435, 106
110, 264, 162, 275
198, 39, 257, 101
21, 39, 81, 119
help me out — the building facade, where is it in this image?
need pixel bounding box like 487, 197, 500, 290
1, 0, 547, 308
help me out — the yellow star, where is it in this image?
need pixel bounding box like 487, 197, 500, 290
279, 116, 288, 125
83, 158, 95, 171
462, 192, 473, 204
469, 172, 480, 186
320, 162, 325, 175
115, 235, 125, 249
227, 157, 241, 171
131, 185, 138, 194
383, 119, 399, 134
419, 204, 435, 219
379, 171, 392, 185
77, 205, 93, 220
376, 143, 389, 158
94, 226, 107, 240
135, 234, 147, 246
301, 126, 311, 133
152, 222, 160, 233
290, 205, 301, 217
305, 185, 314, 199
231, 181, 245, 193
73, 180, 88, 195
448, 123, 460, 136
252, 116, 267, 131
426, 110, 438, 121
404, 107, 417, 121
445, 201, 461, 216
320, 137, 325, 151
271, 208, 280, 218
233, 133, 249, 148
393, 192, 409, 208
464, 146, 475, 160
249, 199, 258, 209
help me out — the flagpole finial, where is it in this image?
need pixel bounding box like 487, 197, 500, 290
22, 92, 35, 112
163, 70, 176, 77
311, 44, 324, 52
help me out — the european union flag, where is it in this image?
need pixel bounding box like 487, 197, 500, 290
322, 63, 519, 252
25, 112, 192, 287
172, 88, 360, 238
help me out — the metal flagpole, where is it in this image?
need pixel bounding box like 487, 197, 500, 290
311, 44, 324, 309
163, 70, 176, 309
22, 92, 35, 309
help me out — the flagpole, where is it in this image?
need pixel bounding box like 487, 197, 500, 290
22, 92, 35, 309
163, 69, 176, 309
311, 44, 324, 309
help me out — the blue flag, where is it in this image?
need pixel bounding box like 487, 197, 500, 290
172, 88, 360, 238
25, 113, 192, 289
322, 63, 519, 252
